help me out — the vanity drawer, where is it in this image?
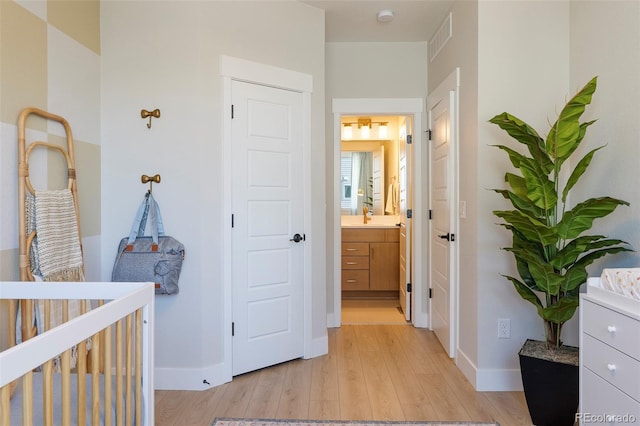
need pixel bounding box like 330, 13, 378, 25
342, 256, 369, 270
342, 270, 369, 291
342, 243, 369, 256
583, 299, 640, 357
583, 334, 640, 401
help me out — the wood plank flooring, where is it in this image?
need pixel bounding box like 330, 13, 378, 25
155, 325, 532, 426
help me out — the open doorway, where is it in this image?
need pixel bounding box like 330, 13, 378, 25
331, 98, 427, 328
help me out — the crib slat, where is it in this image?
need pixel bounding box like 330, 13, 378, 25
126, 313, 133, 426
77, 341, 87, 426
43, 359, 54, 426
44, 299, 51, 332
21, 371, 33, 425
116, 318, 124, 426
136, 309, 143, 426
1, 383, 11, 425
61, 348, 71, 426
104, 322, 113, 426
91, 330, 101, 426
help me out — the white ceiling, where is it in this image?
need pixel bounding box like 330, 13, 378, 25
298, 0, 454, 42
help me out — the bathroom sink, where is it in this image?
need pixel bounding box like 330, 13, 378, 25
341, 215, 400, 228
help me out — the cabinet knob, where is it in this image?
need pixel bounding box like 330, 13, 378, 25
607, 363, 617, 372
607, 325, 617, 333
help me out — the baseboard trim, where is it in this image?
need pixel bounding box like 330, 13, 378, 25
155, 362, 230, 391
456, 347, 523, 391
308, 334, 329, 358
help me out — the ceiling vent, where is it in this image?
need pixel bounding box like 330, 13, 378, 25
429, 12, 452, 62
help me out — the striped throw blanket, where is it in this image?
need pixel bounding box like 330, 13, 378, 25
34, 189, 84, 282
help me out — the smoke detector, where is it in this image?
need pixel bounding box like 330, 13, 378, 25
377, 9, 394, 23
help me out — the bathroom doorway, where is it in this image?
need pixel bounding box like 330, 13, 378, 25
331, 98, 427, 328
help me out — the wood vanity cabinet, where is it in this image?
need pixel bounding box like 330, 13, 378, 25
341, 228, 399, 295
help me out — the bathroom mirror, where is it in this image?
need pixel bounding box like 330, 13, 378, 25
340, 116, 400, 216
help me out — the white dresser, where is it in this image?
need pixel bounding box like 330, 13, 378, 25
579, 278, 640, 425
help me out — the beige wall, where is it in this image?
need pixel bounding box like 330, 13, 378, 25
0, 0, 101, 349
100, 1, 325, 388
325, 41, 428, 317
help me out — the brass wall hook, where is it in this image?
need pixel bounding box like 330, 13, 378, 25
141, 109, 160, 128
141, 174, 161, 192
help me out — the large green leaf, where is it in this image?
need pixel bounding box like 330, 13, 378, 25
557, 197, 630, 239
546, 77, 598, 162
506, 248, 563, 294
540, 296, 579, 324
557, 120, 597, 169
549, 235, 606, 270
494, 210, 558, 246
489, 113, 553, 172
505, 173, 529, 200
519, 159, 557, 211
503, 275, 544, 315
494, 189, 544, 218
562, 146, 604, 203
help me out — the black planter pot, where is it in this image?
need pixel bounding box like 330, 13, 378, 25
519, 339, 579, 426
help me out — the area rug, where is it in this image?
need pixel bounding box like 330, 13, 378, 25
212, 418, 499, 426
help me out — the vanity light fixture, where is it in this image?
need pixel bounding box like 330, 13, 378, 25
343, 123, 353, 140
378, 122, 388, 139
341, 117, 390, 139
358, 118, 371, 139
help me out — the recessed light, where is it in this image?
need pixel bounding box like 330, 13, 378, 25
377, 9, 394, 23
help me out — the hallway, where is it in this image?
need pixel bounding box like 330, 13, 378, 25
155, 325, 531, 425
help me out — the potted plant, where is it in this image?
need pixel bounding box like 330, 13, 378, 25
490, 76, 632, 426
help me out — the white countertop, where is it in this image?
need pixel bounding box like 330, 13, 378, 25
341, 215, 400, 229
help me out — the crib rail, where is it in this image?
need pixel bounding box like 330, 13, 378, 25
0, 282, 154, 426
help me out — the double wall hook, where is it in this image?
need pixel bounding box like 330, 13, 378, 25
141, 109, 160, 128
141, 174, 161, 192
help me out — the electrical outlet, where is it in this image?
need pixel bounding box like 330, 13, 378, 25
498, 319, 511, 339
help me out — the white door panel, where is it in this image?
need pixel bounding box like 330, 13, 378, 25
398, 117, 412, 321
428, 68, 458, 358
232, 80, 304, 376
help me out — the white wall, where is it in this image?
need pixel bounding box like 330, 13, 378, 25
325, 41, 428, 318
477, 0, 571, 390
100, 1, 325, 389
569, 1, 640, 268
426, 0, 479, 384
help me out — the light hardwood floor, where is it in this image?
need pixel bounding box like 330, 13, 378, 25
155, 325, 532, 426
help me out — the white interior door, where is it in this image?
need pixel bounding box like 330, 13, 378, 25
428, 74, 457, 357
372, 146, 384, 215
231, 80, 305, 376
398, 117, 412, 321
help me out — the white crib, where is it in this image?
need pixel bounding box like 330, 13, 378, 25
0, 281, 155, 425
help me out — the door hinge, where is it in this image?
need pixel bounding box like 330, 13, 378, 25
231, 104, 234, 119
232, 322, 235, 336
231, 214, 234, 228
451, 233, 456, 242
427, 129, 432, 140
429, 209, 432, 220
429, 288, 433, 299
406, 134, 413, 145
406, 209, 413, 219
407, 283, 412, 293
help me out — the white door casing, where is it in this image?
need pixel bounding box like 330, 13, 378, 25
427, 68, 459, 358
230, 80, 305, 376
221, 55, 313, 383
330, 98, 425, 328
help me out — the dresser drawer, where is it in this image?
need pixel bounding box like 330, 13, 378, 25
342, 256, 369, 270
582, 299, 640, 357
342, 270, 369, 291
581, 368, 640, 424
583, 334, 640, 401
341, 243, 369, 256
